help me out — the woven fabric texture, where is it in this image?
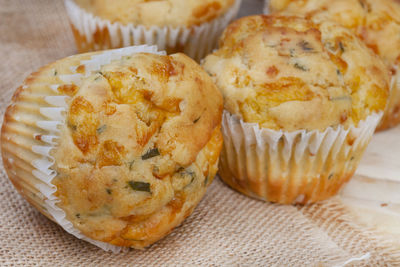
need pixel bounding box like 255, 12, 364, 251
0, 0, 399, 266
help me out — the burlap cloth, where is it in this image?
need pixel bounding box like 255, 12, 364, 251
0, 1, 399, 266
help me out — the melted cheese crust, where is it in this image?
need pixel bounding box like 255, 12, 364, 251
203, 15, 389, 131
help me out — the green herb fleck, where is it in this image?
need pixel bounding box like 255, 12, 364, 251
359, 0, 366, 9
339, 42, 345, 53
106, 188, 112, 195
328, 173, 334, 180
179, 169, 196, 188
298, 40, 313, 52
141, 148, 160, 160
350, 156, 355, 161
54, 69, 58, 76
204, 175, 209, 187
289, 49, 295, 57
67, 121, 77, 131
96, 125, 107, 134
336, 69, 342, 76
95, 75, 102, 81
294, 63, 309, 71
127, 181, 151, 193
128, 160, 135, 171
177, 167, 185, 172
179, 169, 195, 178
193, 117, 201, 124
75, 213, 80, 218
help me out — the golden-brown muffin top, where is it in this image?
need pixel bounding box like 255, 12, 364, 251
269, 0, 400, 69
47, 52, 223, 247
202, 15, 389, 131
75, 0, 235, 27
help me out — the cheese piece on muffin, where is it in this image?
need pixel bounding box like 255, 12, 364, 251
269, 0, 400, 130
1, 50, 223, 249
203, 15, 389, 131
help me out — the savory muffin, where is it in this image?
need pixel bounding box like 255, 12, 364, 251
76, 0, 236, 27
202, 15, 389, 204
268, 0, 400, 131
1, 47, 223, 249
65, 0, 241, 61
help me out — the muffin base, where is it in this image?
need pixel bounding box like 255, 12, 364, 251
219, 111, 382, 204
65, 0, 242, 61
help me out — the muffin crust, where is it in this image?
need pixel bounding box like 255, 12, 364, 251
269, 0, 400, 130
75, 0, 235, 27
203, 15, 389, 131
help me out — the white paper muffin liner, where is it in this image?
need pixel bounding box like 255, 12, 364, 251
263, 0, 270, 14
64, 0, 242, 61
1, 45, 164, 252
218, 111, 383, 204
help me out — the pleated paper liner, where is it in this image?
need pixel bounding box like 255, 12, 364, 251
1, 45, 165, 252
64, 0, 242, 62
219, 111, 383, 204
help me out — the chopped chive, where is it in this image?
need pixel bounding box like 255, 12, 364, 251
336, 69, 342, 76
141, 148, 160, 160
179, 169, 195, 178
294, 63, 309, 71
128, 160, 135, 171
298, 40, 313, 52
350, 156, 355, 161
75, 213, 80, 218
106, 188, 112, 195
67, 121, 77, 131
289, 49, 295, 57
328, 173, 334, 180
177, 167, 185, 172
204, 175, 209, 186
54, 69, 58, 76
193, 116, 201, 124
339, 42, 345, 53
127, 181, 151, 193
96, 125, 107, 134
359, 0, 365, 9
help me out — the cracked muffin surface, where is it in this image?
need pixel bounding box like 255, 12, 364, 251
51, 52, 223, 248
202, 15, 389, 131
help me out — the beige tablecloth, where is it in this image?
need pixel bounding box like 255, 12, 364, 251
0, 1, 399, 266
